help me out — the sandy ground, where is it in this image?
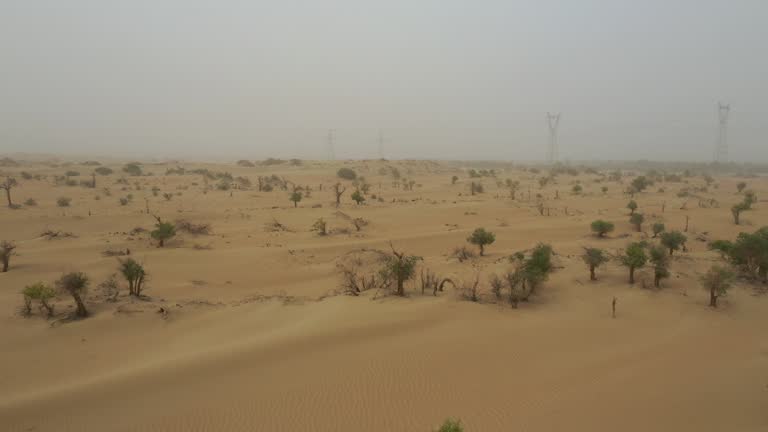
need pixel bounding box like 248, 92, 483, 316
1, 158, 767, 431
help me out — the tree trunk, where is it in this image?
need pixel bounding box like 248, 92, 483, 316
159, 239, 164, 248
733, 211, 740, 225
629, 267, 635, 284
72, 292, 88, 317
479, 245, 484, 256
2, 257, 8, 272
669, 248, 674, 256
294, 201, 297, 208
396, 278, 404, 296
590, 266, 596, 281
654, 273, 660, 288
4, 188, 11, 207
709, 290, 717, 308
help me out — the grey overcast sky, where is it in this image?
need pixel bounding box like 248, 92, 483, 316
1, 0, 766, 161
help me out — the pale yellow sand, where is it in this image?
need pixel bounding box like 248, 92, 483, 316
1, 159, 766, 431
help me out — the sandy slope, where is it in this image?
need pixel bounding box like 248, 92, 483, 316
1, 159, 767, 431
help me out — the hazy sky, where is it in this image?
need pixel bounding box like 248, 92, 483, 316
1, 1, 766, 161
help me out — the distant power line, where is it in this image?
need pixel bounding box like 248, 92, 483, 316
545, 112, 561, 164
714, 102, 730, 163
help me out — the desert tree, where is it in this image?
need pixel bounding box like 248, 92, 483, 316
451, 175, 459, 185
730, 193, 755, 225
620, 241, 647, 284
700, 265, 735, 308
708, 227, 768, 283
1, 240, 16, 272
336, 167, 357, 180
571, 184, 583, 194
630, 176, 651, 193
736, 182, 747, 193
582, 247, 608, 281
123, 162, 143, 176
22, 282, 55, 317
290, 190, 302, 208
648, 244, 670, 288
379, 242, 421, 296
351, 190, 365, 205
630, 213, 645, 232
56, 272, 89, 317
660, 230, 687, 256
626, 200, 638, 215
652, 222, 665, 238
119, 258, 147, 296
311, 218, 328, 236
332, 183, 347, 208
150, 214, 176, 247
467, 228, 495, 256
601, 186, 608, 194
591, 220, 614, 238
1, 176, 18, 207
94, 166, 113, 176
57, 197, 71, 207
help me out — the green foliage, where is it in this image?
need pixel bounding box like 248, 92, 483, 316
451, 175, 459, 184
122, 163, 143, 176
57, 197, 71, 207
336, 167, 357, 180
119, 258, 147, 296
572, 184, 583, 194
701, 265, 735, 307
311, 218, 327, 236
436, 418, 464, 432
649, 245, 670, 287
290, 191, 303, 207
582, 247, 608, 280
23, 282, 56, 317
590, 220, 614, 237
737, 182, 747, 193
629, 213, 644, 231
620, 242, 647, 284
652, 222, 665, 238
351, 190, 365, 205
709, 227, 768, 282
626, 200, 638, 214
660, 231, 687, 256
151, 221, 176, 247
467, 228, 495, 255
55, 272, 89, 317
380, 245, 421, 296
630, 176, 652, 192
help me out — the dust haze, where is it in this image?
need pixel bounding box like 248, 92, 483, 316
2, 1, 767, 160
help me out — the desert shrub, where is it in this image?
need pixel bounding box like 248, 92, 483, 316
652, 222, 665, 238
572, 184, 583, 194
630, 213, 644, 232
708, 227, 768, 282
65, 170, 80, 177
737, 182, 747, 193
590, 220, 614, 238
459, 272, 482, 302
151, 220, 176, 247
451, 246, 477, 263
99, 274, 120, 302
351, 190, 365, 205
119, 197, 130, 206
56, 272, 89, 317
649, 244, 670, 288
630, 176, 652, 193
289, 191, 302, 207
451, 175, 459, 184
236, 159, 255, 167
701, 265, 735, 308
379, 244, 421, 296
582, 247, 608, 281
311, 218, 327, 235
1, 240, 17, 273
289, 158, 302, 166
351, 217, 368, 232
175, 219, 212, 235
94, 166, 113, 176
469, 182, 484, 194
660, 231, 687, 256
337, 168, 357, 180
24, 198, 37, 206
57, 197, 71, 207
620, 242, 647, 284
626, 200, 638, 214
162, 192, 173, 201
22, 282, 56, 317
467, 228, 495, 256
20, 171, 33, 180
123, 163, 143, 176
261, 158, 285, 166
119, 258, 147, 296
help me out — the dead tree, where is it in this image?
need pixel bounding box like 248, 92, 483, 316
1, 176, 18, 207
333, 183, 347, 208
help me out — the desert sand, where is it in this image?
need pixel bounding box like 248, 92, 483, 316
1, 157, 767, 432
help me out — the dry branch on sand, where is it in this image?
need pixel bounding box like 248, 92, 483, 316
40, 229, 76, 240
175, 219, 212, 235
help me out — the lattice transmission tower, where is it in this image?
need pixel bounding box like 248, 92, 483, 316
545, 112, 561, 164
714, 102, 730, 163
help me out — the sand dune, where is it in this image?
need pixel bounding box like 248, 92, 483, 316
1, 159, 767, 431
